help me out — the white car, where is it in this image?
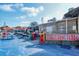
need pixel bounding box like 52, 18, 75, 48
0, 31, 13, 40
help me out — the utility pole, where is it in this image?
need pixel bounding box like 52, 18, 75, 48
41, 17, 44, 32
3, 22, 6, 27
41, 17, 44, 24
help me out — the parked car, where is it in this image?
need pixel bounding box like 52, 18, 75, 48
0, 30, 13, 40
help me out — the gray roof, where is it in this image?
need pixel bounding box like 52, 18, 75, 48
38, 17, 78, 26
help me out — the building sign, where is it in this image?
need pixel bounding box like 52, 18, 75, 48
46, 34, 79, 41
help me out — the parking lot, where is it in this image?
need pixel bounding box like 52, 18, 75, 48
0, 33, 79, 56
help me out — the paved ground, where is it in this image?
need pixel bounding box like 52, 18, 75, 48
0, 35, 79, 56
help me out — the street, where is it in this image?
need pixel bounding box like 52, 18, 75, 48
0, 35, 79, 56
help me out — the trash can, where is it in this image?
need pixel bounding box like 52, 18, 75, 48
40, 32, 46, 44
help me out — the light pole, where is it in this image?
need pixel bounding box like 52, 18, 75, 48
41, 17, 44, 32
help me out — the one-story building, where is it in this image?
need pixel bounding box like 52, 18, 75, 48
38, 17, 79, 34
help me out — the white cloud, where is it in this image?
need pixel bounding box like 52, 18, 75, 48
21, 21, 30, 24
14, 3, 24, 9
55, 9, 65, 20
0, 3, 24, 12
21, 6, 44, 17
42, 16, 53, 23
0, 4, 14, 11
0, 4, 44, 17
16, 15, 31, 26
38, 6, 44, 11
18, 21, 31, 27
16, 15, 27, 20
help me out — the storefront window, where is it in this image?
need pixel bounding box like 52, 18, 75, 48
59, 26, 64, 33
46, 26, 52, 34
72, 25, 76, 30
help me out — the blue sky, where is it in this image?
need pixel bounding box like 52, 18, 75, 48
0, 3, 79, 27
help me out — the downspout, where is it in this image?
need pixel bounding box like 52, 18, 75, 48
78, 16, 79, 33
76, 17, 78, 33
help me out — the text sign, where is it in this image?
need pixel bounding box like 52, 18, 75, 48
46, 34, 79, 41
